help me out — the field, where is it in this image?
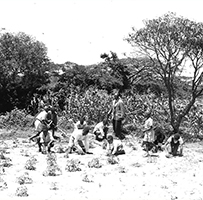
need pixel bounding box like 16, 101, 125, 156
0, 128, 203, 200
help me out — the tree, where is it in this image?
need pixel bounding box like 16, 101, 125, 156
125, 12, 203, 132
0, 32, 50, 112
100, 51, 131, 92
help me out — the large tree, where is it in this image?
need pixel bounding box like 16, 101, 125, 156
0, 32, 50, 112
126, 12, 203, 132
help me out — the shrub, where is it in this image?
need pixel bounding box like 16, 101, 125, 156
16, 172, 33, 185
65, 159, 81, 172
43, 153, 62, 176
82, 174, 94, 182
0, 107, 33, 129
107, 156, 119, 165
25, 156, 37, 170
15, 186, 28, 197
88, 158, 102, 168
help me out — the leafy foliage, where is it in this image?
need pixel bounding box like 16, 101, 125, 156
0, 32, 50, 112
126, 12, 203, 131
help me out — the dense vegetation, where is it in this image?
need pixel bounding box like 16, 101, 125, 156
1, 12, 203, 138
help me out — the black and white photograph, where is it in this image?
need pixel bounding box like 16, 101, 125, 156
0, 0, 203, 199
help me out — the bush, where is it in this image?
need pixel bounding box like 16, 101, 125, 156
0, 107, 33, 129
88, 158, 102, 168
43, 153, 62, 176
15, 186, 29, 197
65, 159, 82, 172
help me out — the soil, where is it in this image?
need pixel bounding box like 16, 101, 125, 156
0, 128, 203, 200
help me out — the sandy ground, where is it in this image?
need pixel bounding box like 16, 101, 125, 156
0, 130, 203, 200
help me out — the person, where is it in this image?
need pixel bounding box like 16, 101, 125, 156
153, 127, 166, 151
38, 129, 55, 154
48, 107, 59, 141
29, 106, 52, 142
66, 126, 93, 155
30, 94, 39, 115
75, 115, 87, 130
93, 117, 109, 142
29, 106, 60, 147
142, 111, 155, 156
164, 133, 183, 158
91, 117, 109, 149
108, 91, 125, 140
106, 135, 125, 156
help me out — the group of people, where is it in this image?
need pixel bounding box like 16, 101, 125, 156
141, 110, 183, 158
29, 90, 184, 158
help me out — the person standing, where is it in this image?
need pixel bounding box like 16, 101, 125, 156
108, 91, 125, 140
142, 111, 155, 156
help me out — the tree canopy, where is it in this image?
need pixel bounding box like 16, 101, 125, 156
125, 12, 203, 131
0, 32, 50, 112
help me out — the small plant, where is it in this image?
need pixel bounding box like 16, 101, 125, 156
25, 156, 37, 170
50, 182, 59, 190
0, 166, 5, 175
82, 174, 94, 183
65, 159, 81, 172
118, 166, 127, 173
0, 151, 6, 159
16, 172, 33, 185
88, 158, 102, 168
20, 149, 30, 157
0, 177, 7, 191
0, 159, 12, 167
106, 156, 119, 165
15, 185, 29, 197
54, 145, 65, 153
147, 156, 157, 163
131, 162, 142, 168
43, 153, 62, 176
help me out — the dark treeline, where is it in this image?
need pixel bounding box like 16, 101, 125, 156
1, 12, 203, 133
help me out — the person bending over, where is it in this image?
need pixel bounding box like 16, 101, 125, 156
66, 126, 93, 155
93, 117, 109, 142
106, 135, 125, 156
29, 105, 57, 141
164, 133, 183, 158
38, 129, 55, 154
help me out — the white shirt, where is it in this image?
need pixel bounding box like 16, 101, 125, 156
68, 129, 89, 152
167, 135, 183, 145
93, 121, 104, 136
36, 110, 48, 121
143, 117, 154, 142
107, 139, 123, 155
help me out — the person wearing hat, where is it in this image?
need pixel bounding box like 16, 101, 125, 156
106, 135, 125, 156
164, 133, 183, 158
66, 126, 93, 155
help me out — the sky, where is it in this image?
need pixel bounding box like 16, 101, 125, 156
0, 0, 203, 66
